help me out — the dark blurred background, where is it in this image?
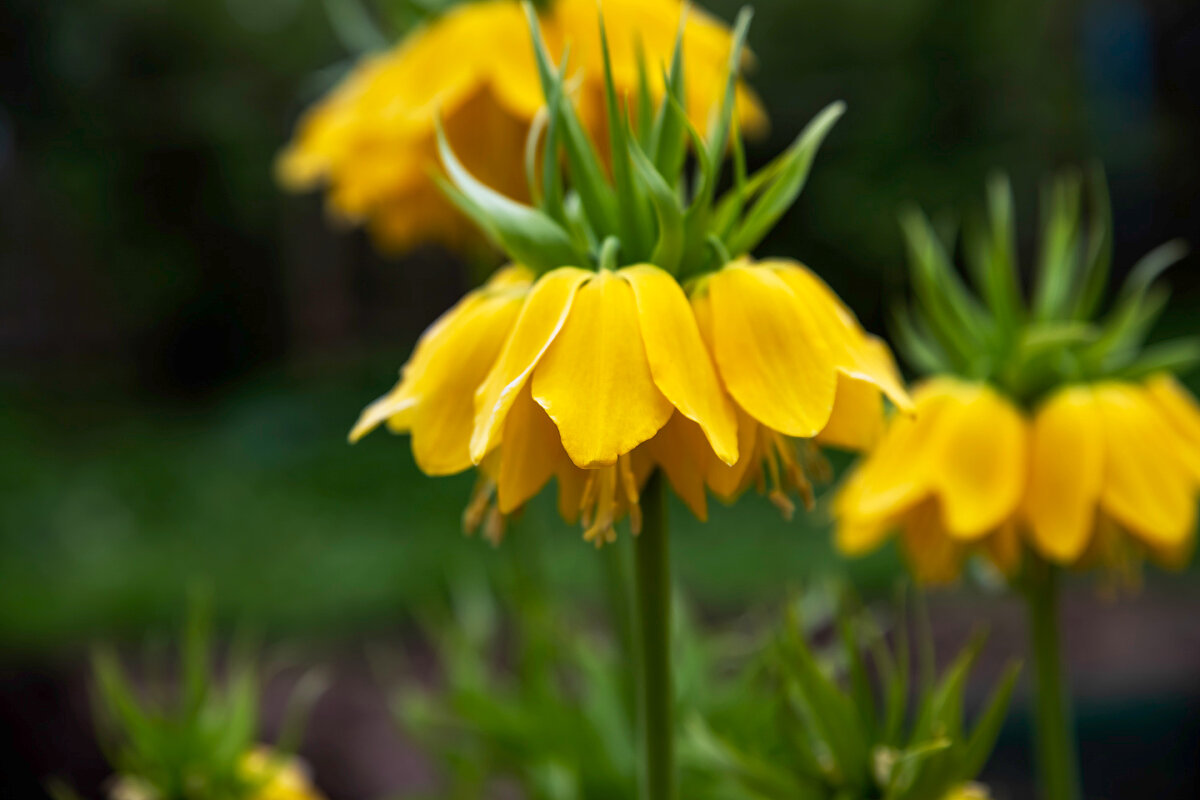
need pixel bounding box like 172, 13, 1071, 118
1, 0, 1199, 797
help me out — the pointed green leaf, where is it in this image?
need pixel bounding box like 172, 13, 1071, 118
899, 210, 988, 364
958, 661, 1021, 781
1072, 164, 1113, 319
522, 2, 618, 236
1116, 337, 1200, 380
650, 11, 689, 181
598, 12, 653, 257
437, 121, 585, 271
725, 102, 844, 256
630, 138, 685, 273
1032, 172, 1083, 321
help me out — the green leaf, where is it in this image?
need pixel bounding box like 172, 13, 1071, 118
701, 8, 754, 199
525, 109, 549, 210
522, 2, 619, 236
958, 661, 1021, 781
1032, 172, 1084, 321
725, 102, 845, 257
890, 302, 951, 375
650, 11, 690, 182
685, 717, 827, 800
634, 41, 655, 148
1072, 164, 1114, 320
1085, 239, 1186, 368
968, 173, 1024, 336
899, 209, 989, 364
779, 606, 871, 790
835, 603, 878, 740
630, 138, 685, 273
437, 120, 585, 271
598, 12, 653, 258
1115, 337, 1200, 380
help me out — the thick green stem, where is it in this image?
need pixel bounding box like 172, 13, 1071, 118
1024, 562, 1081, 800
632, 470, 674, 800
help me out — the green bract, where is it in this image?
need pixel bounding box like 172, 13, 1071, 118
685, 595, 1019, 800
894, 168, 1196, 407
84, 603, 323, 800
435, 2, 843, 278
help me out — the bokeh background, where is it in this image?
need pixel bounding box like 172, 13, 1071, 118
2, 0, 1199, 797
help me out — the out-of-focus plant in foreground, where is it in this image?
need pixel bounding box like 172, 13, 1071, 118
79, 605, 326, 800
686, 593, 1017, 800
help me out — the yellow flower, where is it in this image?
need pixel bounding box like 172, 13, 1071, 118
835, 375, 1200, 583
1025, 376, 1199, 569
834, 378, 1027, 584
943, 783, 991, 800
469, 264, 739, 543
240, 748, 326, 800
689, 257, 913, 516
278, 0, 766, 253
352, 264, 737, 544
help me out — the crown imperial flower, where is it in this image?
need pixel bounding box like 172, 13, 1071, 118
835, 172, 1199, 583
277, 0, 766, 252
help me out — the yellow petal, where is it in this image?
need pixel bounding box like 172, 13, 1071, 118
496, 383, 566, 513
1095, 383, 1197, 549
772, 262, 912, 412
350, 382, 417, 443
348, 266, 531, 444
621, 265, 739, 465
705, 406, 760, 500
409, 293, 524, 475
902, 500, 965, 585
532, 271, 675, 467
706, 262, 837, 438
930, 385, 1026, 539
1024, 386, 1104, 563
833, 471, 897, 556
985, 519, 1023, 577
1144, 373, 1200, 482
817, 375, 885, 452
840, 378, 966, 521
471, 267, 592, 463
644, 414, 711, 521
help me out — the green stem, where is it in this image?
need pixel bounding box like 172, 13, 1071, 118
1024, 561, 1081, 800
632, 470, 674, 800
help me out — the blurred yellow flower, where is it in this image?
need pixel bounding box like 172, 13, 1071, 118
278, 0, 766, 253
690, 257, 913, 516
943, 784, 991, 800
1025, 376, 1199, 570
240, 748, 326, 800
835, 375, 1200, 583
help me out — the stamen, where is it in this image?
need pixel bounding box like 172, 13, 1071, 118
579, 463, 635, 547
761, 429, 795, 520
579, 470, 599, 528
583, 465, 618, 547
772, 432, 814, 512
800, 440, 833, 483
462, 475, 497, 535
483, 506, 505, 547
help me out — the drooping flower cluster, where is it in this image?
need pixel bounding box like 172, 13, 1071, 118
278, 0, 766, 253
351, 5, 911, 545
835, 173, 1200, 583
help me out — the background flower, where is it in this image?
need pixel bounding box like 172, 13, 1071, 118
277, 0, 766, 253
